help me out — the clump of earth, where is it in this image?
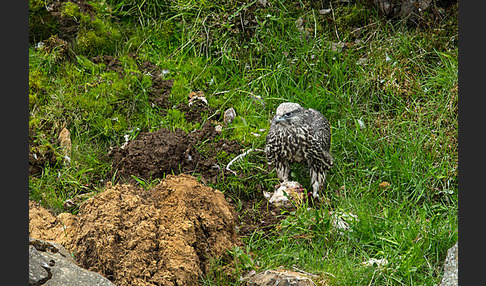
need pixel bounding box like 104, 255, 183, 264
29, 174, 242, 286
107, 122, 243, 185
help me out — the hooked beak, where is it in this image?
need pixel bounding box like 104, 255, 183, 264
275, 115, 286, 123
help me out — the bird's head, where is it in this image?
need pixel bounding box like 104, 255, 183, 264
273, 102, 304, 126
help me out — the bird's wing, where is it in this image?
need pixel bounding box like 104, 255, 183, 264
265, 119, 278, 164
321, 150, 334, 168
308, 108, 331, 151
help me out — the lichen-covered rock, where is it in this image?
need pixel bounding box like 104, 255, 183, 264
242, 269, 318, 286
439, 242, 458, 286
29, 238, 115, 286
29, 245, 51, 285
362, 0, 457, 26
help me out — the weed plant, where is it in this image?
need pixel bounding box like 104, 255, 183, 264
29, 0, 457, 284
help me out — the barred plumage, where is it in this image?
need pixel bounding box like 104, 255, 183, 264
265, 102, 333, 198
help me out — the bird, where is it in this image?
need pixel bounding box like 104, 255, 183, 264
265, 102, 334, 198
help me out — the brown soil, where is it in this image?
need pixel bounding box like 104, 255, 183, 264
236, 197, 296, 237
176, 99, 218, 123
107, 122, 243, 186
138, 59, 175, 110
29, 174, 241, 286
91, 55, 125, 77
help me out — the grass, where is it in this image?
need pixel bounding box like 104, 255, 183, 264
29, 0, 457, 284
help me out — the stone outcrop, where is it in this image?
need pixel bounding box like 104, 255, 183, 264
29, 238, 115, 286
439, 242, 458, 286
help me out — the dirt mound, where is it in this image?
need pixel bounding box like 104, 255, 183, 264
29, 174, 241, 286
107, 123, 243, 185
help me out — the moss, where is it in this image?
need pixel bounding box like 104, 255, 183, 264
74, 18, 122, 56
29, 93, 38, 109
76, 30, 104, 54
29, 0, 60, 43
334, 4, 376, 36
61, 1, 81, 18
29, 69, 50, 109
29, 0, 123, 56
29, 117, 42, 130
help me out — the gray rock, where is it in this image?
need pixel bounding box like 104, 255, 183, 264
29, 245, 51, 285
368, 0, 447, 23
29, 238, 115, 286
29, 238, 75, 263
439, 242, 458, 286
242, 269, 316, 286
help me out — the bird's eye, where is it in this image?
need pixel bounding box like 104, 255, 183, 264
283, 112, 293, 118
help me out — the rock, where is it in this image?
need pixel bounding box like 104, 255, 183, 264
242, 269, 317, 286
29, 245, 51, 285
29, 238, 115, 286
223, 107, 236, 125
439, 242, 458, 286
365, 0, 456, 25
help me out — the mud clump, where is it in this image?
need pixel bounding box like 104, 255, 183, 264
108, 128, 192, 182
176, 100, 217, 123
29, 174, 241, 286
107, 123, 243, 185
